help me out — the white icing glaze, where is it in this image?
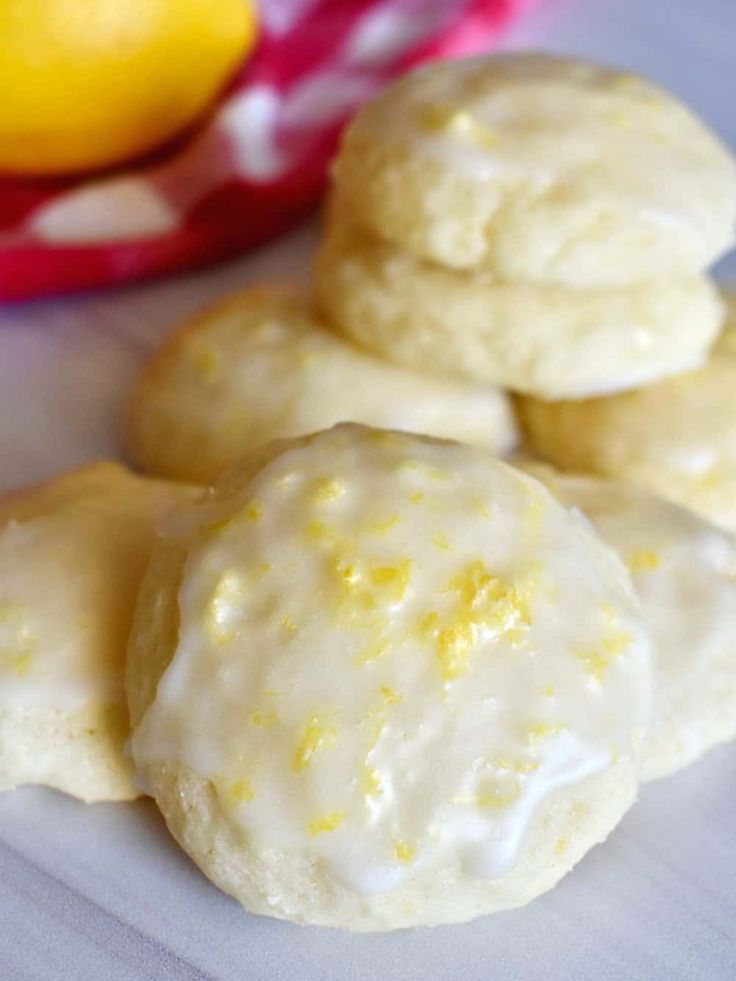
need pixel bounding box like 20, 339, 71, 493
538, 471, 736, 774
134, 426, 651, 895
0, 464, 186, 713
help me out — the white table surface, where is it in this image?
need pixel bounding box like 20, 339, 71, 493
1, 1, 735, 978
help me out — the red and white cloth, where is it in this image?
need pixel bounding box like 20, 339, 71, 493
0, 0, 532, 301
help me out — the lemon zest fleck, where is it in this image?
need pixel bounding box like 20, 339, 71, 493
394, 840, 416, 863
224, 778, 254, 805
292, 715, 340, 773
366, 514, 402, 535
363, 767, 382, 797
206, 570, 248, 645
628, 549, 660, 572
380, 685, 402, 704
308, 811, 346, 836
244, 501, 262, 523
313, 478, 345, 504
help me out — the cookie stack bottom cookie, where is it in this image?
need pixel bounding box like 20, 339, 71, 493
315, 205, 722, 399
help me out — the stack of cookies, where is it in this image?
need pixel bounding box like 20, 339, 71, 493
3, 52, 736, 935
125, 56, 736, 487
315, 54, 735, 401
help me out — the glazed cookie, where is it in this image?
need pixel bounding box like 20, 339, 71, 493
128, 424, 651, 931
517, 293, 736, 530
0, 463, 196, 802
315, 210, 722, 398
125, 286, 517, 484
522, 464, 736, 782
333, 53, 736, 285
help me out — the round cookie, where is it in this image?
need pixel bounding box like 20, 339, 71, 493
125, 285, 518, 484
334, 53, 736, 285
521, 463, 736, 782
315, 209, 722, 399
128, 424, 651, 931
0, 462, 196, 803
517, 292, 736, 530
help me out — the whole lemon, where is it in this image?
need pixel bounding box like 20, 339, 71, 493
0, 0, 257, 175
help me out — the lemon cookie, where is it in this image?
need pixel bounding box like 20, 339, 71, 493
0, 463, 196, 803
128, 424, 651, 930
334, 53, 736, 285
522, 464, 736, 782
125, 285, 517, 484
518, 293, 736, 529
315, 210, 722, 398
